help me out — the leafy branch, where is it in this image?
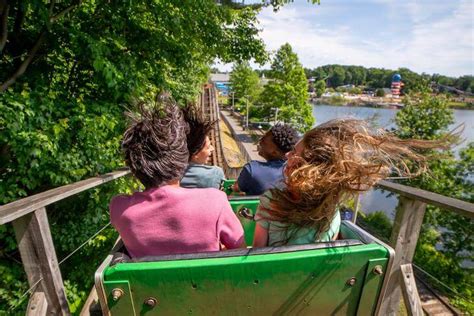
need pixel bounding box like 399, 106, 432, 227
0, 0, 9, 52
0, 1, 81, 92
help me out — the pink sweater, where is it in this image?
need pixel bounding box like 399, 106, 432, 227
110, 185, 244, 258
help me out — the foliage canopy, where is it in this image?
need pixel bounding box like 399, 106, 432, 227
0, 1, 267, 313
258, 43, 314, 131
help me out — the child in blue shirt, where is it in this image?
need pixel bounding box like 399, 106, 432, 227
233, 123, 299, 195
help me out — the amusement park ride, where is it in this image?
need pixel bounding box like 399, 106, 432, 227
94, 183, 393, 315
0, 86, 471, 316
391, 74, 404, 99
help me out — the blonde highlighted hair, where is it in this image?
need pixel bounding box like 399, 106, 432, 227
266, 118, 454, 239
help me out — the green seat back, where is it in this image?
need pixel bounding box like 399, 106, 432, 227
96, 221, 393, 316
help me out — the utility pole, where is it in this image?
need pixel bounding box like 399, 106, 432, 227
245, 97, 249, 130
231, 92, 235, 114
274, 107, 279, 124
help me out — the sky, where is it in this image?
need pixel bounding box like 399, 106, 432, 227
218, 0, 474, 77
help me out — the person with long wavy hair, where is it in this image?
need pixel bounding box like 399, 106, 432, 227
253, 118, 454, 247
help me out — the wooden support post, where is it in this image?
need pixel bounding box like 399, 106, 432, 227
352, 193, 360, 223
27, 292, 48, 316
400, 264, 424, 316
378, 196, 426, 316
12, 207, 70, 315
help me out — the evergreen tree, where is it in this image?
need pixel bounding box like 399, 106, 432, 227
259, 43, 314, 131
229, 61, 262, 107
329, 65, 345, 87
314, 80, 326, 97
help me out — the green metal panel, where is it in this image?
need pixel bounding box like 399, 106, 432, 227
356, 258, 388, 316
102, 280, 136, 316
229, 199, 259, 245
340, 224, 360, 239
221, 179, 236, 195
103, 244, 389, 315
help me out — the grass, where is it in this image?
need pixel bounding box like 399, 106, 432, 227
447, 101, 473, 108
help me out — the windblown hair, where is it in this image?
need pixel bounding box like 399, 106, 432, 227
183, 104, 216, 158
122, 93, 189, 189
271, 123, 299, 153
266, 118, 454, 240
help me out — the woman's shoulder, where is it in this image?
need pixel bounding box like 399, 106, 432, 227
189, 164, 222, 174
182, 186, 227, 199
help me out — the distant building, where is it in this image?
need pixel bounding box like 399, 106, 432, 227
210, 72, 272, 96
337, 84, 355, 89
382, 88, 392, 97
210, 73, 230, 83
210, 73, 231, 96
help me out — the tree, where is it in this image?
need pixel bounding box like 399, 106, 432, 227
366, 68, 391, 89
258, 43, 314, 131
397, 67, 430, 94
349, 87, 362, 95
312, 67, 328, 81
348, 66, 367, 85
329, 65, 345, 87
314, 80, 326, 97
229, 61, 262, 106
375, 88, 385, 97
455, 75, 474, 92
396, 94, 453, 140
0, 1, 268, 313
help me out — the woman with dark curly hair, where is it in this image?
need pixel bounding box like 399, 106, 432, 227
180, 105, 225, 189
253, 118, 454, 247
233, 123, 299, 195
109, 94, 244, 258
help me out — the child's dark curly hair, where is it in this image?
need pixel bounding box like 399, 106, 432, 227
271, 123, 299, 153
122, 93, 189, 188
183, 104, 216, 158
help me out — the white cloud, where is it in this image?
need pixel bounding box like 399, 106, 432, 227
254, 0, 473, 76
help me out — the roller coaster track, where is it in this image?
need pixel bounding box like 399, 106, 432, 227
357, 222, 463, 316
201, 85, 224, 168
414, 266, 462, 316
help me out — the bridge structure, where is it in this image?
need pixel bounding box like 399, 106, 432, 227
0, 85, 472, 315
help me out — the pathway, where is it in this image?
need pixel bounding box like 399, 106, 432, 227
219, 109, 263, 161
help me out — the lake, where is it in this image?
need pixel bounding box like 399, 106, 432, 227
312, 104, 474, 218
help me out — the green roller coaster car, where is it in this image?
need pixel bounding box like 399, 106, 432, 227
95, 194, 394, 315
220, 179, 238, 196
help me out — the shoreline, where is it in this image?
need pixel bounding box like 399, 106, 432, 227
310, 98, 474, 110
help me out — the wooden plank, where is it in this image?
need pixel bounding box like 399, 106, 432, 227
378, 197, 426, 315
377, 180, 473, 218
352, 193, 360, 223
0, 168, 130, 224
12, 208, 70, 315
27, 291, 48, 316
400, 264, 424, 316
79, 287, 98, 316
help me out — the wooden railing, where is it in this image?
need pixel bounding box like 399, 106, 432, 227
0, 169, 130, 315
375, 180, 474, 315
1, 169, 472, 315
